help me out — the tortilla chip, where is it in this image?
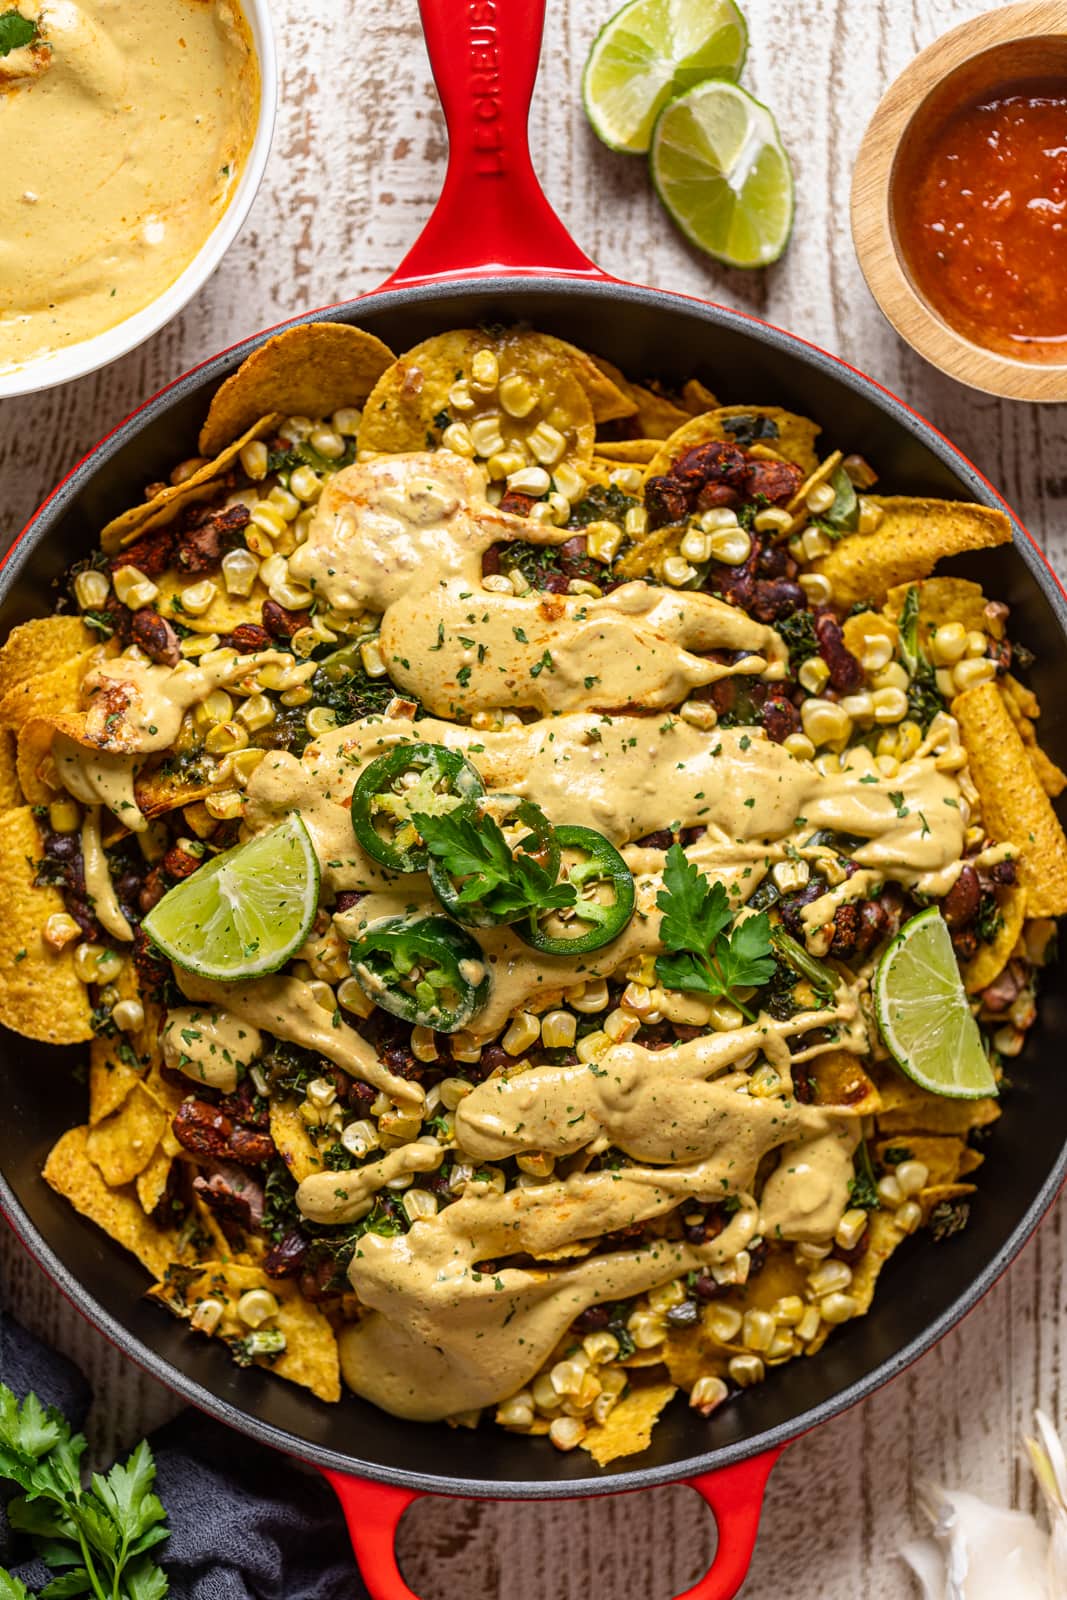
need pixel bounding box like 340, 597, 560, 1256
964, 884, 1027, 993
785, 450, 843, 531
809, 499, 1012, 610
89, 1037, 144, 1124
270, 1098, 324, 1183
199, 323, 396, 457
358, 328, 596, 473
647, 407, 821, 479
591, 440, 660, 464
0, 806, 92, 1043
149, 1260, 341, 1402
539, 340, 636, 423
681, 378, 720, 414
954, 681, 1067, 916
0, 617, 95, 703
43, 1126, 182, 1278
0, 729, 21, 806
848, 1209, 910, 1316
873, 1134, 976, 1189
0, 650, 96, 733
615, 383, 691, 440
614, 524, 685, 583
997, 673, 1067, 798
581, 1380, 677, 1466
134, 759, 226, 820
136, 1148, 174, 1215
809, 1048, 881, 1114
85, 1084, 168, 1187
102, 416, 280, 553
872, 1061, 1000, 1136
153, 570, 269, 635
883, 576, 996, 641
664, 1250, 809, 1388
918, 1182, 976, 1225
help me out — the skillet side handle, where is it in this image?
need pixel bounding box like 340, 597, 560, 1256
380, 0, 607, 288
322, 1472, 421, 1599
677, 1446, 786, 1600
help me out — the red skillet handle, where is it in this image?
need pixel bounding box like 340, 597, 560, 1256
322, 1445, 784, 1599
380, 0, 608, 288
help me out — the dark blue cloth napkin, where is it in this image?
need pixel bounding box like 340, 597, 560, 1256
0, 1292, 370, 1599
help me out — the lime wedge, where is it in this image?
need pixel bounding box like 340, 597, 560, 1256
582, 0, 747, 155
874, 907, 997, 1100
143, 814, 319, 981
650, 80, 793, 267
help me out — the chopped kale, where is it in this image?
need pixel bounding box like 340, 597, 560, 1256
929, 1198, 971, 1241
263, 1163, 301, 1242
720, 413, 779, 447
848, 1139, 880, 1209
568, 483, 637, 529
432, 409, 452, 433
882, 1145, 914, 1167
323, 1142, 357, 1171
898, 585, 944, 731
976, 891, 1005, 945
776, 608, 819, 670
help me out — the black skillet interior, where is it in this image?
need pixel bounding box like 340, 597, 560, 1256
3, 279, 1067, 1497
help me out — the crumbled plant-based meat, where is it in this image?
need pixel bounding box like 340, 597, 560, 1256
262, 598, 311, 638
130, 607, 180, 665
171, 1098, 276, 1166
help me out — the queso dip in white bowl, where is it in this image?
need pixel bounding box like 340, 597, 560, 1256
0, 0, 276, 398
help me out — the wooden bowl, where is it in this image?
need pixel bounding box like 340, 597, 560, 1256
851, 0, 1067, 401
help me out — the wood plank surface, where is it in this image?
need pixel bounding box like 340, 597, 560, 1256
3, 0, 1066, 1594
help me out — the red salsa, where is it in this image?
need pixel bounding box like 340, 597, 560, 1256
895, 79, 1067, 360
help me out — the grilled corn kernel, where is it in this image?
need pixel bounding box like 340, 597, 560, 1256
805, 481, 836, 515
797, 572, 834, 605
438, 421, 475, 458
583, 1331, 620, 1364
204, 721, 249, 756
531, 1372, 562, 1413
794, 1305, 822, 1342
469, 416, 505, 458
496, 1391, 535, 1429
554, 462, 587, 502
74, 569, 110, 610
485, 450, 524, 483
502, 1011, 541, 1055
571, 978, 609, 1012
470, 348, 500, 390
234, 694, 274, 733
876, 1173, 904, 1208
808, 1260, 853, 1297
895, 1159, 929, 1197
783, 732, 816, 760
872, 686, 909, 723
44, 912, 82, 951
340, 1119, 380, 1159
935, 667, 957, 699
742, 1309, 776, 1352
648, 1280, 686, 1314
515, 1150, 555, 1178
527, 422, 566, 466
238, 440, 268, 481
540, 1009, 576, 1049
507, 464, 551, 496
304, 706, 338, 739
331, 407, 362, 436
857, 498, 884, 534
438, 1077, 473, 1112
840, 692, 873, 722
235, 1289, 279, 1329
250, 501, 287, 541
495, 372, 536, 417
288, 465, 322, 503
801, 527, 832, 561
74, 943, 113, 983
689, 1376, 729, 1416
191, 1297, 226, 1334
663, 555, 697, 587
772, 859, 810, 892
113, 566, 159, 608
819, 1292, 858, 1325
751, 506, 791, 533
679, 699, 717, 731
359, 638, 388, 678
801, 698, 852, 748
307, 426, 343, 460
232, 748, 266, 786
576, 1030, 611, 1063
549, 1416, 586, 1451
835, 1208, 869, 1251
680, 528, 711, 563
708, 1305, 743, 1343
402, 1188, 439, 1224
953, 656, 996, 692
627, 1311, 666, 1349
798, 656, 830, 695
620, 505, 647, 539
408, 1025, 438, 1065
267, 485, 301, 524
771, 1296, 806, 1327
728, 1353, 765, 1387
603, 1006, 639, 1044
48, 798, 81, 833
896, 1200, 923, 1234
707, 528, 752, 565
180, 580, 216, 616
708, 998, 745, 1031
585, 520, 623, 563
221, 548, 260, 597
861, 634, 895, 673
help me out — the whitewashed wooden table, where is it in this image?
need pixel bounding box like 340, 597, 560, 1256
3, 0, 1067, 1593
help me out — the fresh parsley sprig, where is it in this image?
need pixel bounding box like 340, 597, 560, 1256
0, 10, 36, 55
0, 1383, 169, 1600
654, 845, 776, 1019
414, 808, 577, 925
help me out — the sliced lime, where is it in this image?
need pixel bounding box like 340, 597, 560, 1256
874, 907, 997, 1100
582, 0, 747, 155
143, 814, 319, 981
650, 79, 793, 267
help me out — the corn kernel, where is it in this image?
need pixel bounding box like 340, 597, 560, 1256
707, 528, 751, 565
627, 1310, 666, 1349
527, 422, 567, 466
796, 1305, 822, 1342
806, 481, 837, 514
469, 416, 505, 458
771, 1296, 806, 1327
403, 1188, 439, 1223
540, 1009, 576, 1049
663, 555, 696, 587
548, 1416, 586, 1451
236, 1289, 279, 1329
571, 978, 609, 1012
808, 1259, 853, 1297
470, 348, 500, 390
877, 1174, 903, 1208
835, 1208, 869, 1251
585, 520, 623, 563
332, 407, 362, 436
191, 1297, 226, 1334
583, 1331, 620, 1365
801, 527, 832, 561
689, 1376, 729, 1416
74, 569, 110, 610
728, 1353, 765, 1387
872, 686, 909, 723
576, 1030, 611, 1063
708, 1305, 743, 1343
797, 572, 834, 605
340, 1118, 380, 1158
507, 464, 551, 496
496, 371, 537, 417
680, 527, 711, 563
801, 698, 852, 748
784, 732, 816, 761
608, 466, 642, 494
896, 1200, 923, 1234
204, 721, 249, 756
819, 1292, 858, 1325
953, 656, 996, 692
753, 506, 792, 533
113, 566, 159, 608
44, 912, 82, 951
742, 1309, 775, 1351
360, 638, 387, 678
502, 1010, 541, 1055
179, 580, 216, 616
857, 498, 884, 534
250, 501, 287, 539
798, 656, 830, 695
679, 699, 717, 730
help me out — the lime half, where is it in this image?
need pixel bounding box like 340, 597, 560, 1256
874, 907, 997, 1100
650, 80, 793, 267
143, 814, 319, 982
582, 0, 748, 155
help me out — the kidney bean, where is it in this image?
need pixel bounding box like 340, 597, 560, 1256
942, 865, 980, 929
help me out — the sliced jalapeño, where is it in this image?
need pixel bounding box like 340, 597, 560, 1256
348, 914, 489, 1032
350, 742, 485, 873
518, 825, 635, 955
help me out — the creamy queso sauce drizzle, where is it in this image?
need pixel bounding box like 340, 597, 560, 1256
56, 450, 976, 1420
0, 0, 259, 372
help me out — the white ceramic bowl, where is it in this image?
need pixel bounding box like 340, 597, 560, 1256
0, 0, 277, 402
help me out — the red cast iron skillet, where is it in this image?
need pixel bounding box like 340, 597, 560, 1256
4, 2, 1067, 1594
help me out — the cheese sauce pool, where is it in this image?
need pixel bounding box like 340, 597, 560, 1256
895, 79, 1067, 360
0, 0, 259, 373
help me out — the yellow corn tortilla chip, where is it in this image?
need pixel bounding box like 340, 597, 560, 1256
918, 1182, 976, 1225
884, 576, 998, 641
86, 1084, 168, 1187
89, 1037, 144, 1125
954, 681, 1067, 916
809, 1047, 881, 1114
0, 617, 95, 702
199, 322, 396, 457
149, 1261, 341, 1403
809, 499, 1012, 609
539, 339, 635, 423
134, 760, 226, 821
872, 1061, 1000, 1137
681, 378, 720, 414
964, 884, 1027, 993
997, 673, 1067, 799
102, 416, 280, 553
358, 328, 595, 473
665, 1249, 809, 1388
0, 806, 92, 1043
581, 1380, 677, 1466
873, 1134, 977, 1189
614, 524, 684, 583
646, 406, 821, 479
616, 383, 691, 440
785, 450, 843, 531
848, 1209, 910, 1316
0, 650, 96, 733
591, 440, 660, 464
136, 1148, 174, 1215
16, 718, 62, 804
43, 1126, 183, 1278
270, 1098, 324, 1183
0, 728, 21, 806
153, 570, 269, 635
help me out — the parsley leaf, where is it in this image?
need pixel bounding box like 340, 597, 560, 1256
415, 808, 576, 925
654, 845, 776, 1019
0, 11, 36, 54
